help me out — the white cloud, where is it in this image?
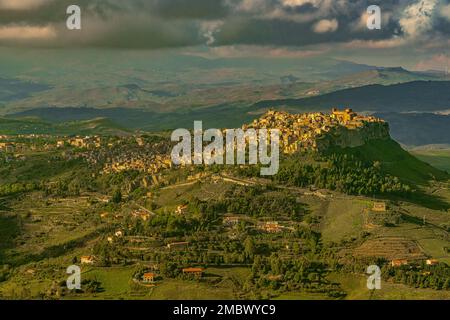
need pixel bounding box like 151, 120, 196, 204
312, 18, 338, 33
415, 54, 450, 71
0, 25, 56, 40
0, 0, 53, 10
235, 0, 268, 12
344, 37, 407, 49
186, 45, 327, 59
399, 0, 438, 38
440, 4, 450, 20
200, 21, 223, 46
281, 0, 322, 7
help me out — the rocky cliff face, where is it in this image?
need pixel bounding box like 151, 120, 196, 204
315, 122, 390, 151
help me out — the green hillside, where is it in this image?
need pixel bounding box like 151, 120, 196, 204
331, 139, 448, 185
0, 117, 130, 136
411, 147, 450, 173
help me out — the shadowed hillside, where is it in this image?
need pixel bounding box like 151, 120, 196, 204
252, 81, 450, 113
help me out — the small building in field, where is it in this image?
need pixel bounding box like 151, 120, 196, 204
142, 272, 155, 283
115, 230, 124, 237
223, 216, 240, 226
267, 275, 283, 282
372, 202, 387, 212
25, 269, 36, 275
259, 221, 283, 233
391, 259, 408, 267
132, 210, 151, 221
100, 212, 109, 219
426, 259, 439, 266
167, 241, 189, 250
69, 137, 86, 148
182, 268, 204, 277
80, 255, 96, 265
175, 204, 188, 215
0, 143, 14, 153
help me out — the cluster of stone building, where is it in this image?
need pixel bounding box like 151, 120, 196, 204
1, 134, 56, 154
66, 136, 172, 176
102, 153, 172, 175
245, 108, 386, 153
59, 136, 102, 149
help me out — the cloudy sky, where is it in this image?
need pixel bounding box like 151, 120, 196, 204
0, 0, 448, 70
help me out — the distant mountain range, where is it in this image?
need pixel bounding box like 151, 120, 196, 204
252, 80, 450, 113
0, 66, 444, 115
0, 77, 50, 102
375, 112, 450, 146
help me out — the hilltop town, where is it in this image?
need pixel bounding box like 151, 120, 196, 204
0, 109, 390, 180
246, 108, 389, 153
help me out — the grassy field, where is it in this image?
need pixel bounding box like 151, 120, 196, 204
411, 148, 450, 173
69, 266, 250, 300
148, 279, 236, 300
328, 273, 450, 300
156, 180, 233, 207
273, 292, 331, 300
319, 199, 369, 243
81, 266, 136, 299
369, 223, 449, 263
6, 194, 100, 256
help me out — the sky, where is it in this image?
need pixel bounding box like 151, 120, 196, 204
0, 0, 448, 71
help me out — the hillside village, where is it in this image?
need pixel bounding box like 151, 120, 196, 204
83, 108, 389, 175
1, 109, 389, 174
245, 108, 389, 153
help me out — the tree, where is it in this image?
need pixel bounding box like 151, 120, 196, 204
112, 189, 122, 204
244, 237, 255, 260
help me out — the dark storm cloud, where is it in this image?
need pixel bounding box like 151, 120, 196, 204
0, 0, 447, 49
153, 0, 230, 19
0, 0, 229, 24
213, 15, 402, 47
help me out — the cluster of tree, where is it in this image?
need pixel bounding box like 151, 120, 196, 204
340, 257, 450, 291
0, 265, 11, 283
274, 154, 411, 196
80, 279, 103, 293
144, 247, 248, 270
92, 240, 132, 266
0, 182, 38, 196
127, 214, 202, 237
245, 254, 346, 298
383, 263, 450, 290
188, 186, 305, 220
235, 152, 411, 196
